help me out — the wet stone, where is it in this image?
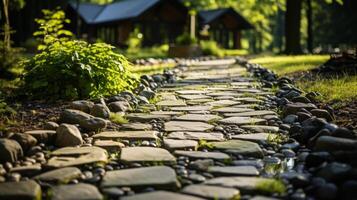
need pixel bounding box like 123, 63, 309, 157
208, 166, 259, 176
167, 131, 225, 141
121, 191, 204, 200
219, 117, 266, 126
164, 121, 214, 132
210, 140, 264, 158
33, 167, 82, 183
174, 150, 230, 161
121, 123, 152, 131
182, 184, 240, 200
93, 131, 158, 141
47, 146, 108, 168
163, 139, 198, 150
126, 113, 171, 122
120, 147, 176, 163
156, 100, 186, 107
101, 166, 178, 189
0, 180, 41, 200
51, 183, 103, 200
174, 114, 222, 122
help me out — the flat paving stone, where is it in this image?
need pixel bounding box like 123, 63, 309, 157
231, 82, 254, 86
163, 139, 198, 150
121, 191, 205, 200
164, 121, 214, 132
157, 100, 186, 107
251, 196, 280, 200
126, 113, 171, 122
224, 110, 277, 117
236, 88, 263, 93
51, 183, 103, 200
33, 167, 82, 183
210, 140, 264, 158
176, 90, 208, 95
207, 92, 242, 97
170, 105, 212, 111
231, 133, 274, 144
151, 111, 184, 116
234, 97, 263, 104
167, 131, 225, 141
182, 184, 240, 200
233, 104, 258, 108
93, 140, 125, 152
121, 123, 152, 130
205, 100, 240, 107
47, 146, 108, 168
241, 125, 279, 133
174, 150, 230, 160
93, 131, 158, 141
211, 107, 254, 113
219, 117, 266, 125
0, 180, 41, 200
208, 166, 260, 176
179, 94, 211, 100
174, 114, 222, 122
101, 166, 178, 189
187, 99, 214, 105
205, 176, 271, 193
120, 147, 176, 163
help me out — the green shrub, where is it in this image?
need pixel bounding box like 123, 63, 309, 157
0, 41, 24, 80
22, 9, 138, 100
200, 40, 224, 57
175, 33, 197, 46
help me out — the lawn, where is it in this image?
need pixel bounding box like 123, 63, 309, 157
250, 55, 329, 75
249, 55, 357, 104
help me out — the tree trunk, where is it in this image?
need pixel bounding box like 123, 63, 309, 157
307, 0, 313, 53
2, 0, 10, 49
285, 0, 302, 54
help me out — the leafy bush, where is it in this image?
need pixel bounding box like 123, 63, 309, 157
0, 41, 24, 80
200, 40, 224, 57
127, 27, 143, 53
175, 33, 197, 46
22, 9, 138, 100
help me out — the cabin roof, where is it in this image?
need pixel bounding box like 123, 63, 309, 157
199, 8, 253, 29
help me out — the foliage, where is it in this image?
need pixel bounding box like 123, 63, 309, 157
200, 40, 224, 57
256, 179, 286, 195
0, 41, 24, 79
250, 55, 329, 75
110, 112, 128, 124
121, 44, 169, 60
22, 9, 138, 100
175, 33, 197, 46
126, 27, 143, 54
132, 63, 175, 76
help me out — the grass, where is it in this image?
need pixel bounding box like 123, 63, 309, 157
109, 112, 128, 124
250, 55, 329, 75
297, 75, 357, 103
131, 63, 175, 75
255, 179, 286, 195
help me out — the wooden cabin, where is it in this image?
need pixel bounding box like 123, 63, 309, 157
198, 8, 253, 49
67, 0, 188, 47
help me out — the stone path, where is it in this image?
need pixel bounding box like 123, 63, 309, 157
1, 58, 356, 200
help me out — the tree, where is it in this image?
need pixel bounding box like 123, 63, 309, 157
285, 0, 303, 54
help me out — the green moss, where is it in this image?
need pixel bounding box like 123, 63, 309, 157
198, 140, 214, 150
109, 113, 128, 124
256, 179, 286, 195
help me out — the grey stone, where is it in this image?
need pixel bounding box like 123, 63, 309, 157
207, 92, 242, 97
25, 130, 57, 144
283, 103, 317, 116
120, 147, 176, 163
47, 146, 108, 168
283, 114, 298, 124
33, 167, 82, 183
224, 110, 277, 117
164, 121, 214, 132
93, 140, 124, 152
140, 89, 155, 100
150, 111, 184, 116
101, 166, 178, 189
10, 164, 42, 176
163, 139, 198, 150
231, 133, 272, 144
176, 90, 207, 95
0, 180, 41, 200
44, 121, 59, 130
179, 94, 211, 100
121, 191, 204, 200
0, 139, 23, 163
170, 106, 212, 112
157, 100, 186, 107
205, 100, 240, 107
121, 123, 152, 131
93, 131, 158, 141
189, 159, 214, 171
208, 166, 259, 176
205, 176, 271, 193
174, 114, 222, 122
126, 113, 171, 122
241, 125, 279, 133
219, 117, 266, 125
311, 109, 334, 122
80, 117, 107, 131
70, 100, 94, 113
210, 140, 264, 158
108, 101, 131, 112
167, 131, 224, 141
251, 196, 280, 200
10, 133, 37, 151
60, 109, 93, 124
211, 107, 254, 113
317, 162, 352, 182
55, 124, 83, 147
90, 104, 110, 119
314, 136, 357, 152
182, 184, 240, 200
51, 183, 103, 200
174, 150, 230, 160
